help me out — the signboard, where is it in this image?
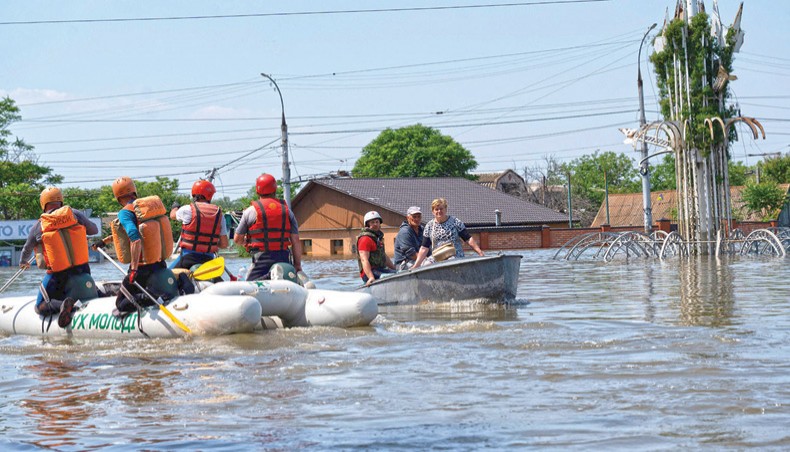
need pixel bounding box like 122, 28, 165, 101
0, 218, 102, 241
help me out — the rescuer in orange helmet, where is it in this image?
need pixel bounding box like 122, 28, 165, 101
169, 179, 229, 274
233, 173, 302, 281
20, 187, 99, 328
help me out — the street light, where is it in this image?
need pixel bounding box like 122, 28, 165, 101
260, 72, 291, 208
638, 22, 657, 234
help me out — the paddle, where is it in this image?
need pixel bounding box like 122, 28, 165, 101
190, 256, 225, 281
96, 247, 192, 334
0, 256, 36, 294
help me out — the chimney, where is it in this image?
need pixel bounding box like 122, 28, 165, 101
494, 209, 502, 226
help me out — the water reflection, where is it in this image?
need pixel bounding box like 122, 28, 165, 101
677, 256, 735, 327
21, 358, 109, 449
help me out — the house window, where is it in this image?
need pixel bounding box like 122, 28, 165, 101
301, 239, 313, 255
330, 239, 344, 255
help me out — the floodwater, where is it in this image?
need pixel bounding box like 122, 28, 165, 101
1, 249, 788, 450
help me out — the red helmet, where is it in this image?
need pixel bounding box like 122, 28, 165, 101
256, 173, 277, 196
192, 179, 216, 202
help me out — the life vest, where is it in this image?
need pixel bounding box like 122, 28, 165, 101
246, 198, 291, 252
111, 196, 173, 265
40, 206, 90, 273
356, 228, 387, 274
180, 202, 222, 253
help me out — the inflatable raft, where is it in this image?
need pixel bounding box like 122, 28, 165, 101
0, 278, 378, 338
202, 280, 379, 328
0, 290, 262, 338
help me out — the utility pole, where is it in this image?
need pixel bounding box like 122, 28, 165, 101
604, 169, 610, 225
260, 73, 291, 208
566, 171, 573, 228
638, 23, 657, 234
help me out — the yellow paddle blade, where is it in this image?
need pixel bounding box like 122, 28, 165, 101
191, 257, 225, 280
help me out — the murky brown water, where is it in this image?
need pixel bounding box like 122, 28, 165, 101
1, 250, 788, 449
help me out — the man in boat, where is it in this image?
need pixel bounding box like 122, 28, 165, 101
169, 179, 229, 274
412, 198, 484, 269
93, 176, 178, 314
393, 206, 430, 271
20, 187, 98, 327
233, 173, 302, 281
357, 211, 396, 285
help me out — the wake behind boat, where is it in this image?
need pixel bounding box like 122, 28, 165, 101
357, 254, 522, 305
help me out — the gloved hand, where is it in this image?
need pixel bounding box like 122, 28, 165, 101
127, 268, 137, 285
171, 201, 181, 210
91, 239, 106, 250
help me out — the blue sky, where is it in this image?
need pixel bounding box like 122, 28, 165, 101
1, 0, 787, 199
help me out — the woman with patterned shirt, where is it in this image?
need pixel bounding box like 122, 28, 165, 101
412, 198, 484, 269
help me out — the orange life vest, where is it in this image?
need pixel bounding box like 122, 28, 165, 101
40, 206, 90, 273
111, 196, 173, 265
246, 198, 291, 252
180, 202, 223, 253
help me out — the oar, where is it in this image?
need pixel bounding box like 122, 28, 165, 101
96, 247, 192, 334
0, 256, 36, 294
190, 256, 225, 281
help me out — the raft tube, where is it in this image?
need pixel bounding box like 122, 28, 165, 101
0, 293, 262, 338
201, 280, 378, 328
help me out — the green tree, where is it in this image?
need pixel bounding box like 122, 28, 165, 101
760, 154, 790, 184
562, 151, 640, 208
353, 124, 477, 178
648, 155, 753, 191
0, 97, 62, 219
742, 182, 788, 221
649, 154, 677, 191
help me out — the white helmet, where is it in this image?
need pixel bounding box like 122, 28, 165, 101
363, 211, 383, 226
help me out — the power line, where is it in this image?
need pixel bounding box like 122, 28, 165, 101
1, 1, 610, 26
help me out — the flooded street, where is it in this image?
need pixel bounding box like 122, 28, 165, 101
1, 249, 788, 449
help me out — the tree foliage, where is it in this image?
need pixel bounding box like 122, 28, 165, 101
760, 154, 790, 184
742, 183, 788, 221
649, 155, 753, 191
650, 13, 738, 154
562, 151, 640, 208
0, 97, 62, 220
353, 124, 477, 178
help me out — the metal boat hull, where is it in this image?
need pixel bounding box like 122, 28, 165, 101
359, 254, 522, 305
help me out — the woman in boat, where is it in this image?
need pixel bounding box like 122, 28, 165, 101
411, 198, 484, 269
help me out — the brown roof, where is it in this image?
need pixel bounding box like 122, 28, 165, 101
591, 184, 790, 226
293, 177, 567, 226
474, 169, 524, 189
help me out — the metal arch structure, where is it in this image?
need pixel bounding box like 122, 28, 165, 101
659, 231, 688, 260
602, 231, 656, 262
553, 232, 622, 261
739, 229, 786, 257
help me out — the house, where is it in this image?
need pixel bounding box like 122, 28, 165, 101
475, 169, 528, 195
590, 184, 790, 227
291, 177, 568, 257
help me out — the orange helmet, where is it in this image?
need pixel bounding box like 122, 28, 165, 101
39, 187, 63, 210
112, 176, 137, 200
255, 173, 277, 196
192, 179, 216, 202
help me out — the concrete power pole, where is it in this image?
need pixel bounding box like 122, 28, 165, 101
261, 73, 291, 208
638, 23, 657, 234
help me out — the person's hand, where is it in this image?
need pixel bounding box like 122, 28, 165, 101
365, 279, 374, 287
91, 239, 106, 250
127, 268, 137, 285
19, 261, 30, 270
477, 250, 485, 257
